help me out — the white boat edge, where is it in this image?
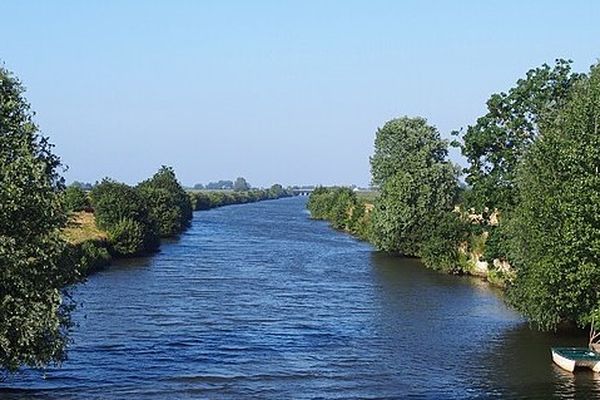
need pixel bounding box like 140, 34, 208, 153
552, 349, 576, 372
551, 348, 600, 373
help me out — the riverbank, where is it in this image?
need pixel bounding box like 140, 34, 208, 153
7, 196, 597, 399
189, 187, 292, 210
306, 187, 510, 287
63, 190, 295, 278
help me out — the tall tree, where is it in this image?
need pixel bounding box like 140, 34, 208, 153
137, 166, 193, 237
233, 176, 250, 191
505, 63, 600, 330
0, 66, 73, 371
459, 59, 580, 211
370, 117, 448, 188
370, 117, 459, 256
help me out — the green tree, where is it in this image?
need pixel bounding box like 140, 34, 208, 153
371, 164, 458, 255
459, 59, 580, 211
307, 187, 371, 237
137, 166, 192, 237
370, 117, 459, 257
370, 117, 449, 188
233, 176, 250, 191
63, 184, 89, 212
268, 183, 285, 198
307, 186, 336, 220
107, 218, 147, 256
0, 66, 74, 372
90, 179, 159, 255
420, 210, 469, 273
505, 64, 600, 330
191, 192, 212, 210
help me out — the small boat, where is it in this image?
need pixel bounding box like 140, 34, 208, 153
551, 315, 600, 373
551, 347, 600, 372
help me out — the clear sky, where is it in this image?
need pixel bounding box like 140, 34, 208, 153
1, 1, 598, 187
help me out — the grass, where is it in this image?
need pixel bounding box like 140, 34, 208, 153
62, 211, 107, 245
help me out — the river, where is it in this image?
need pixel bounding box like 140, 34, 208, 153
2, 197, 599, 399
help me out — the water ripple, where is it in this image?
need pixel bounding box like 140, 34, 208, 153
1, 198, 598, 399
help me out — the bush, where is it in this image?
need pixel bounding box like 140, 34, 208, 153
90, 179, 159, 255
421, 211, 469, 273
63, 184, 90, 212
483, 222, 510, 263
307, 187, 372, 237
138, 166, 192, 237
78, 241, 111, 274
65, 240, 111, 277
191, 186, 291, 211
107, 218, 148, 256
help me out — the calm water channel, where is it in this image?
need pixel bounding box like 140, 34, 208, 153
2, 197, 599, 399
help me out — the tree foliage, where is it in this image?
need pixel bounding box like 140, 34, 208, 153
63, 184, 90, 212
370, 117, 459, 258
504, 63, 600, 330
370, 117, 448, 188
138, 166, 193, 237
307, 187, 372, 239
0, 66, 74, 372
205, 180, 233, 190
90, 179, 159, 256
460, 59, 580, 211
189, 185, 291, 211
420, 210, 469, 273
233, 176, 250, 191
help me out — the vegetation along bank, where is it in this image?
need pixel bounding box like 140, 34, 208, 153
308, 59, 600, 332
0, 64, 291, 373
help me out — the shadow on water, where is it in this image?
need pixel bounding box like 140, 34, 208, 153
477, 323, 600, 399
369, 251, 600, 399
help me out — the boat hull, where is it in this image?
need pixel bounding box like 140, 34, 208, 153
551, 347, 600, 373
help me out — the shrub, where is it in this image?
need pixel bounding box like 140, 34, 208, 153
421, 211, 469, 273
63, 184, 90, 212
108, 218, 147, 256
138, 166, 192, 237
90, 179, 159, 255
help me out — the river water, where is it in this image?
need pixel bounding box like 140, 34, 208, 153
2, 197, 599, 399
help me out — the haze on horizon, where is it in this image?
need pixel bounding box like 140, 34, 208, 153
1, 0, 598, 188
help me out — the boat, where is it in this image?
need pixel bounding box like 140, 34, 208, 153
551, 347, 600, 372
551, 314, 600, 373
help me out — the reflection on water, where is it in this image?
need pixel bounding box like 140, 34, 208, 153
1, 197, 598, 399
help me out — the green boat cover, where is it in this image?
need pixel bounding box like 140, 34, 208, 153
552, 347, 600, 361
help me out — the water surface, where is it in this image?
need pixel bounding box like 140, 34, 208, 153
2, 197, 599, 399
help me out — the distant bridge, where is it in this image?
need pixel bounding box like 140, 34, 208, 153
291, 188, 315, 196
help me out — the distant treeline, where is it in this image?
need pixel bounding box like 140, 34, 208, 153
309, 59, 600, 333
192, 176, 252, 191
190, 184, 291, 211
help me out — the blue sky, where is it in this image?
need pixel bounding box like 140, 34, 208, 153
1, 1, 599, 187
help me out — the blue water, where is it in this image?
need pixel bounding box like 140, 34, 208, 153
2, 197, 599, 399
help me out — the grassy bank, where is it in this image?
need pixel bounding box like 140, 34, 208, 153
62, 212, 112, 277
62, 189, 294, 277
